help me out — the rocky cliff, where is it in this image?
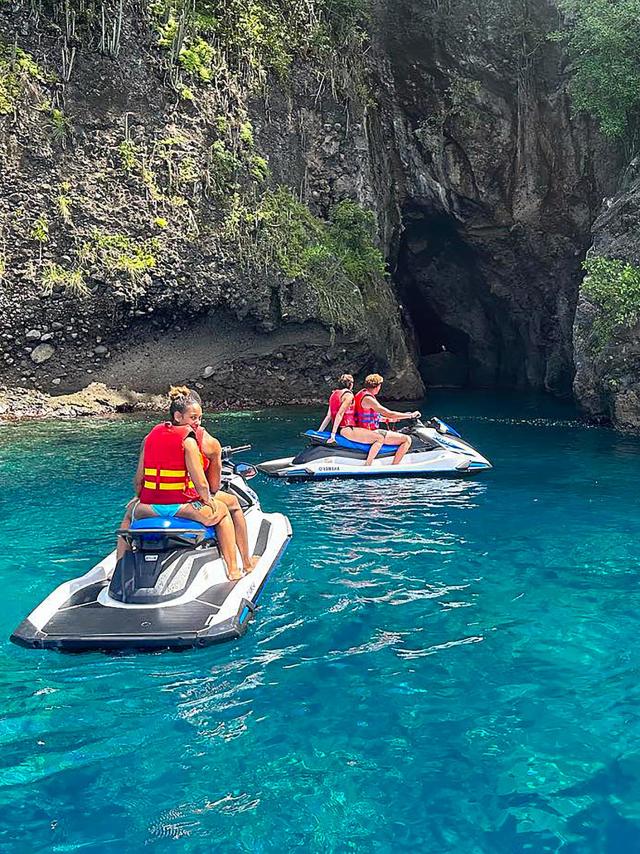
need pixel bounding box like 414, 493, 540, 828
372, 0, 615, 395
573, 170, 640, 430
0, 0, 618, 410
0, 0, 424, 405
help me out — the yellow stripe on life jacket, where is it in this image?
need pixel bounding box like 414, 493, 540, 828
159, 469, 187, 478
143, 480, 187, 491
144, 467, 158, 476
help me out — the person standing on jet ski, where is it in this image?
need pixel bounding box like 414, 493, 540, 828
353, 373, 420, 466
116, 386, 252, 581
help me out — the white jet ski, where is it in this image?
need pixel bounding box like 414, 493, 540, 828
257, 417, 492, 481
11, 446, 292, 652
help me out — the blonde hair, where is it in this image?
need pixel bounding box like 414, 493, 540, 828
338, 373, 354, 389
167, 385, 201, 419
364, 373, 384, 389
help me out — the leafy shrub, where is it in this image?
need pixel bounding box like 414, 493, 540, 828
56, 181, 73, 224
0, 42, 45, 116
179, 36, 215, 80
248, 154, 269, 182
224, 187, 384, 331
30, 213, 49, 245
552, 0, 640, 139
582, 254, 640, 345
49, 107, 71, 147
118, 139, 139, 171
151, 0, 370, 86
84, 230, 159, 284
41, 263, 88, 297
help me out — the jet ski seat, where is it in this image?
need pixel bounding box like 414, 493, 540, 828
127, 517, 217, 547
304, 430, 404, 456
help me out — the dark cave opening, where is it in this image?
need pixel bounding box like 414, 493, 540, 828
395, 207, 518, 389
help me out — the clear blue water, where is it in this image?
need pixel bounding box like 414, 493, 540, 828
2, 391, 640, 853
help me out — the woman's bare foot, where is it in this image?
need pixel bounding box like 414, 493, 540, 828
242, 555, 260, 574
226, 565, 243, 581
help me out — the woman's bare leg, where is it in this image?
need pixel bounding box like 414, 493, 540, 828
117, 501, 239, 580
374, 430, 411, 464
116, 498, 138, 562
364, 438, 384, 465
215, 491, 257, 572
176, 502, 241, 580
342, 427, 411, 465
341, 427, 385, 465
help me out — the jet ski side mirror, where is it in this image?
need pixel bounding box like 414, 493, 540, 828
234, 462, 258, 480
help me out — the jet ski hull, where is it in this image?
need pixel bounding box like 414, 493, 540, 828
257, 422, 492, 481
11, 507, 292, 652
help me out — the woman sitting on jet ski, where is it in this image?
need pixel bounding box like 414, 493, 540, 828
353, 373, 420, 466
317, 373, 358, 442
116, 386, 248, 581
318, 372, 419, 466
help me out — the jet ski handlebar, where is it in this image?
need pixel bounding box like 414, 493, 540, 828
221, 443, 252, 459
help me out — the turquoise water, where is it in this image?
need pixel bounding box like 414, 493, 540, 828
1, 391, 640, 852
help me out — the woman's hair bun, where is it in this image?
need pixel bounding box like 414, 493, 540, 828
168, 385, 190, 402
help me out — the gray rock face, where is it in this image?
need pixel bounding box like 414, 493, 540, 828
369, 0, 616, 393
574, 176, 640, 429
0, 1, 422, 402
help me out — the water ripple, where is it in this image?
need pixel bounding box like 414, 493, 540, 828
3, 398, 640, 851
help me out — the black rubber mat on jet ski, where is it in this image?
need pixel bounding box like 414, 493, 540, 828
11, 519, 282, 650
254, 519, 271, 556
42, 598, 221, 637
197, 582, 236, 608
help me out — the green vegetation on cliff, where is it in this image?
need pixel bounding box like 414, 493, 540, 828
582, 254, 640, 345
150, 0, 369, 96
0, 0, 387, 344
0, 41, 45, 115
226, 190, 384, 331
553, 0, 640, 139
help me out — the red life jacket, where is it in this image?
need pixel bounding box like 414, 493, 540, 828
138, 422, 207, 504
184, 425, 210, 501
354, 389, 380, 430
329, 389, 356, 429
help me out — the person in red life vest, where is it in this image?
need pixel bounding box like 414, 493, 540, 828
116, 386, 252, 581
317, 373, 358, 443
353, 373, 421, 466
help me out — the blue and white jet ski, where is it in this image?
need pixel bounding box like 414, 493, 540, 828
11, 446, 292, 652
257, 417, 492, 481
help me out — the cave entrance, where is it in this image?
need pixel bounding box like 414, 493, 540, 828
395, 208, 510, 388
